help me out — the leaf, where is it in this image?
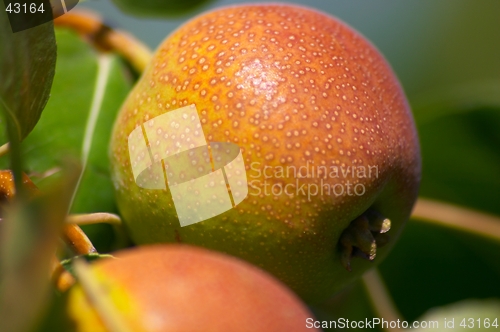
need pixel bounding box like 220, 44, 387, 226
413, 299, 500, 331
0, 161, 81, 332
0, 28, 133, 251
418, 98, 500, 215
110, 0, 213, 17
0, 3, 56, 141
0, 28, 132, 214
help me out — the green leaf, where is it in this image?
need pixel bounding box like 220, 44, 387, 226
0, 161, 81, 332
0, 3, 56, 141
417, 106, 500, 217
413, 299, 500, 331
410, 78, 500, 218
110, 0, 213, 17
0, 28, 133, 252
0, 28, 133, 215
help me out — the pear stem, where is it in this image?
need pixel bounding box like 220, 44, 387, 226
73, 259, 133, 332
0, 143, 9, 158
362, 268, 405, 332
412, 198, 500, 242
67, 212, 122, 226
62, 223, 97, 255
55, 213, 123, 291
53, 11, 152, 73
67, 212, 129, 249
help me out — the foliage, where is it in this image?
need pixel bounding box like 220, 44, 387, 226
0, 3, 56, 142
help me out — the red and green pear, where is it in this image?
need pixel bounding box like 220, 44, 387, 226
109, 4, 421, 303
67, 244, 319, 331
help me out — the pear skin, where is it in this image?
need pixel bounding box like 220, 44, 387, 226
109, 4, 421, 303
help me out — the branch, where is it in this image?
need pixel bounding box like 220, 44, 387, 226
53, 10, 152, 73
412, 198, 500, 242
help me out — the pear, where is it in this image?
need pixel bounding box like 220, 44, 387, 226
67, 245, 318, 331
109, 4, 420, 303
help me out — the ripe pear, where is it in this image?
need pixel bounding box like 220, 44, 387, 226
67, 245, 318, 332
109, 4, 421, 303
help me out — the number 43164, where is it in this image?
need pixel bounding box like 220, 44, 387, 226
460, 318, 498, 329
5, 3, 45, 14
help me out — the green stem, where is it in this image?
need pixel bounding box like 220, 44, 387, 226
412, 198, 500, 242
362, 268, 405, 332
